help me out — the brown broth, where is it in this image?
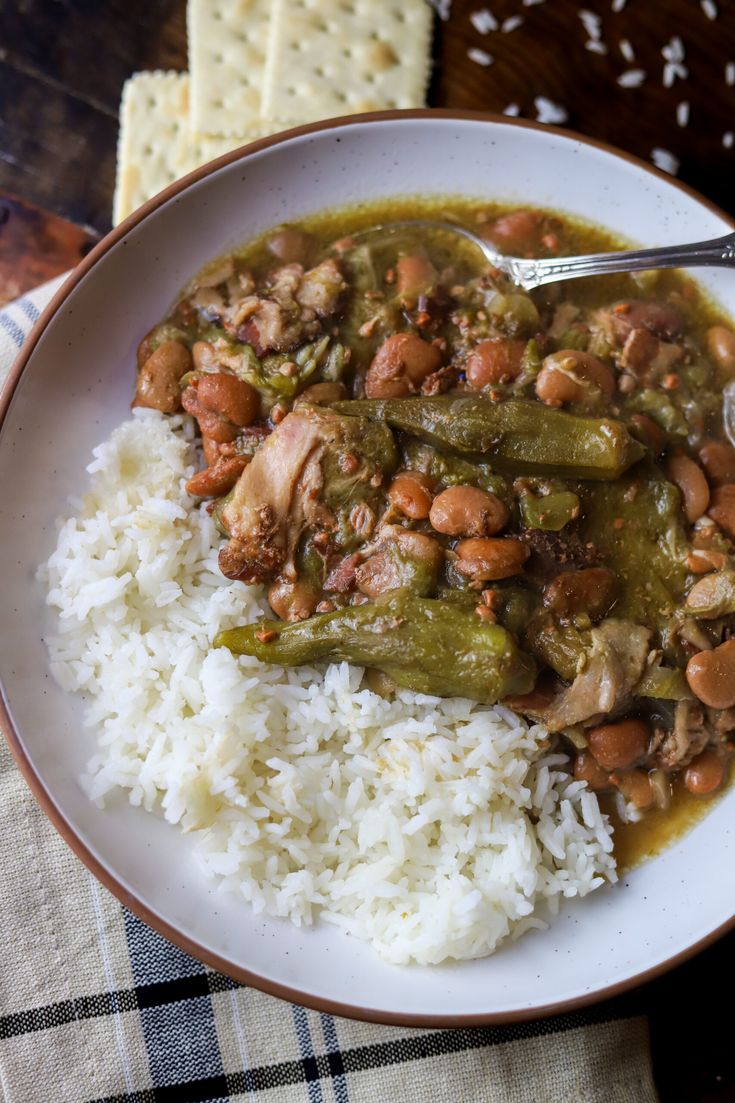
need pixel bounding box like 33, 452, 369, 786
610, 760, 733, 871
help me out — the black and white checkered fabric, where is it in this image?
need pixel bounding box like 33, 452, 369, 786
0, 282, 659, 1103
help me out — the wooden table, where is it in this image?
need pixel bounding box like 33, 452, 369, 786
2, 2, 735, 1099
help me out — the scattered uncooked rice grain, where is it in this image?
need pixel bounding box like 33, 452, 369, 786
617, 69, 646, 88
651, 147, 680, 175
579, 9, 602, 39
503, 102, 521, 116
427, 0, 452, 19
470, 8, 498, 33
726, 62, 735, 87
724, 131, 734, 149
619, 38, 635, 63
662, 36, 688, 87
40, 411, 616, 966
701, 0, 718, 20
611, 0, 626, 10
501, 14, 523, 32
535, 97, 569, 125
468, 46, 494, 66
586, 40, 608, 54
677, 101, 690, 128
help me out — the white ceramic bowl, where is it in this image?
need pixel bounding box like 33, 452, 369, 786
2, 111, 734, 1026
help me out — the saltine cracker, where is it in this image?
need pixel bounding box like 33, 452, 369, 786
188, 0, 273, 136
262, 0, 432, 124
113, 72, 276, 224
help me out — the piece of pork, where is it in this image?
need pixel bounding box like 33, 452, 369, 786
592, 299, 684, 348
541, 619, 651, 732
652, 700, 710, 769
295, 258, 347, 317
518, 528, 600, 585
224, 259, 347, 355
619, 327, 684, 381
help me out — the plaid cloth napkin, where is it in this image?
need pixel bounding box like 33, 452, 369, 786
0, 277, 660, 1103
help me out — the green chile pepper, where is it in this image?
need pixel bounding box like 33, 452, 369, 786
519, 491, 581, 531
216, 593, 537, 704
334, 397, 645, 481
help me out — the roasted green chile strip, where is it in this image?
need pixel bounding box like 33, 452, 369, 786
216, 594, 537, 703
334, 397, 645, 480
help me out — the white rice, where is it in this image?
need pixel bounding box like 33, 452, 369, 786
40, 411, 616, 965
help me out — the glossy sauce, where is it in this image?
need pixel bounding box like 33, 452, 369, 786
612, 761, 733, 871
189, 195, 735, 870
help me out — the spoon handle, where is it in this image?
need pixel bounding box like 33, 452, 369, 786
509, 232, 735, 289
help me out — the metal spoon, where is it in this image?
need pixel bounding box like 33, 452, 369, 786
348, 219, 735, 292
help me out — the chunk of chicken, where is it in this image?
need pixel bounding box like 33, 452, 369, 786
541, 619, 651, 732
218, 406, 397, 583
652, 700, 710, 769
218, 410, 334, 583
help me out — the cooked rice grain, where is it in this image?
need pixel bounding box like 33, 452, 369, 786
40, 411, 616, 965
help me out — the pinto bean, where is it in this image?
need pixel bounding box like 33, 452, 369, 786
482, 209, 543, 254
465, 339, 526, 389
611, 769, 655, 809
192, 340, 218, 372
686, 639, 735, 709
622, 300, 683, 340
587, 719, 650, 771
667, 451, 710, 524
387, 471, 434, 520
542, 567, 618, 620
295, 381, 348, 406
395, 255, 438, 301
699, 440, 735, 486
267, 578, 319, 622
535, 349, 615, 407
574, 751, 611, 791
684, 748, 726, 795
197, 373, 260, 427
394, 529, 444, 567
429, 485, 509, 538
185, 455, 249, 498
708, 484, 735, 538
706, 325, 735, 374
365, 333, 442, 398
202, 435, 221, 466
181, 386, 238, 442
266, 227, 315, 265
455, 537, 529, 581
686, 547, 729, 574
133, 340, 192, 413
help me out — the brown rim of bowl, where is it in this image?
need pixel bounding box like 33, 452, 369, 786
2, 108, 735, 1029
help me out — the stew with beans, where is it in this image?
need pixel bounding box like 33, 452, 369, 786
132, 197, 735, 854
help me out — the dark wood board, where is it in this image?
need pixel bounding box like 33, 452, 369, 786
2, 3, 735, 1101
1, 0, 734, 233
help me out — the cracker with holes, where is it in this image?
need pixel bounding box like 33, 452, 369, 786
114, 72, 276, 224
262, 0, 432, 124
188, 0, 273, 136
113, 72, 191, 225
